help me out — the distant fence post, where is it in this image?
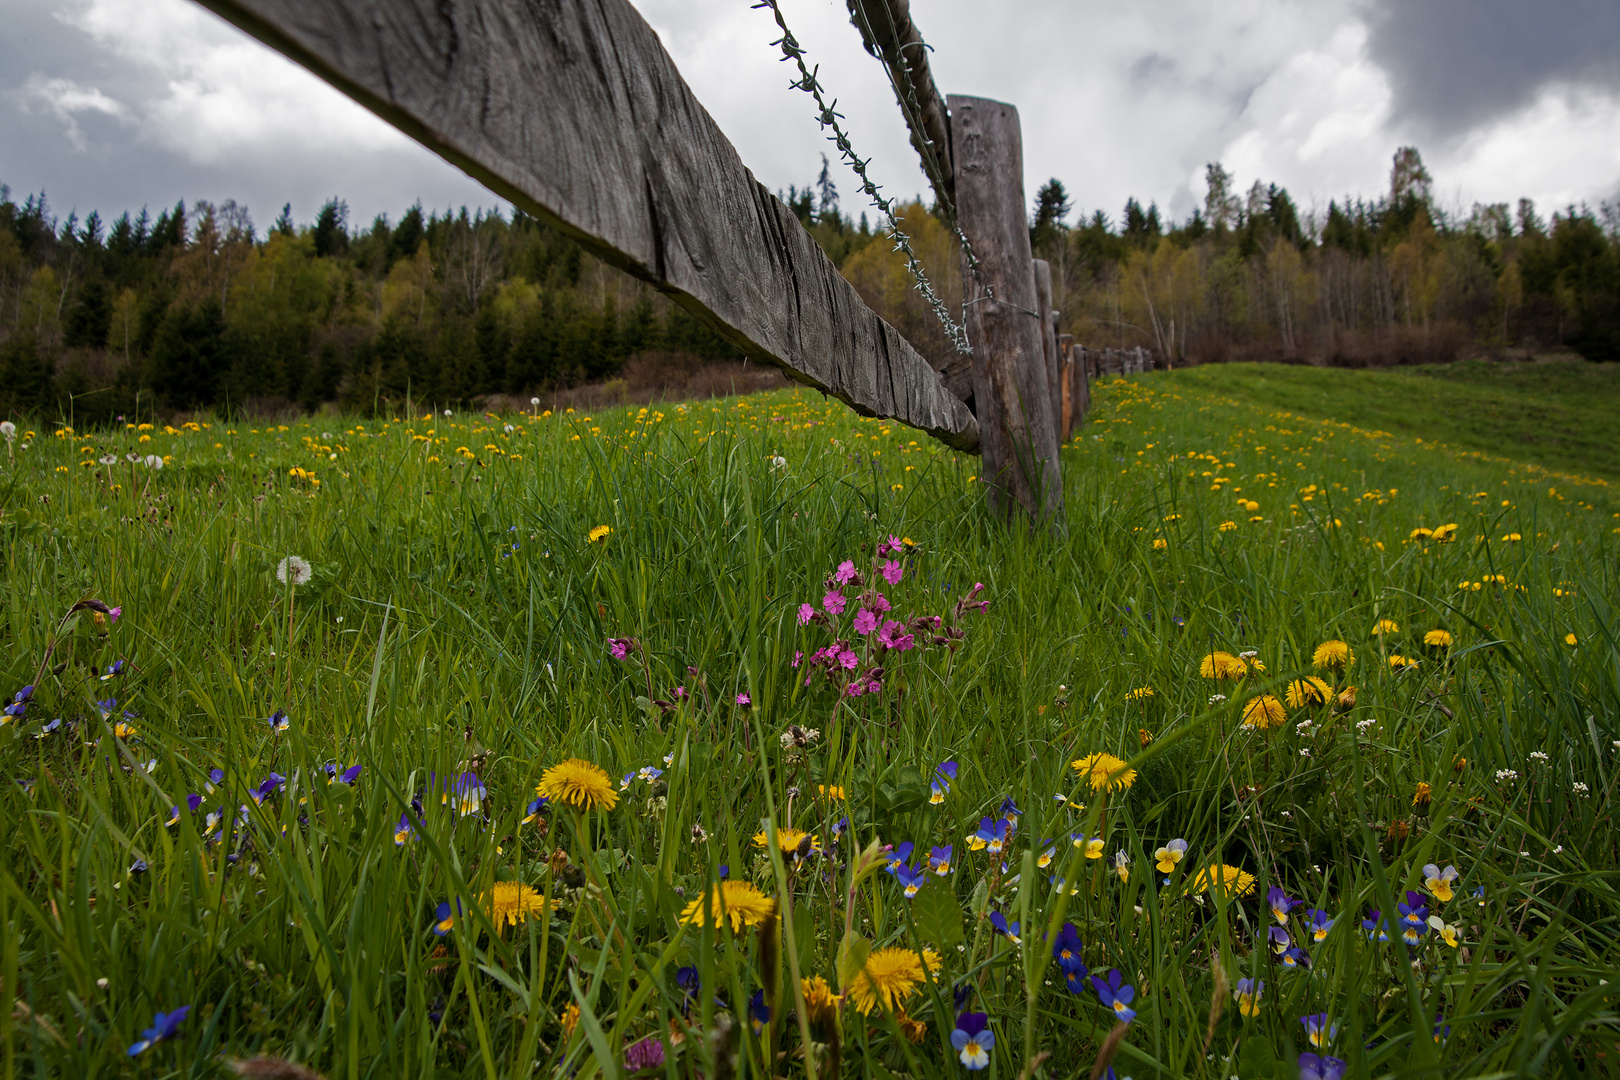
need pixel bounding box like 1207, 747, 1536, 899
948, 94, 1063, 526
1033, 259, 1060, 447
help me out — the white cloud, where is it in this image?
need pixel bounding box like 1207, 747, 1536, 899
1438, 85, 1620, 212
19, 74, 129, 148
58, 0, 413, 161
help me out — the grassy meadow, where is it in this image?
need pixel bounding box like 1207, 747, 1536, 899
1, 365, 1617, 1079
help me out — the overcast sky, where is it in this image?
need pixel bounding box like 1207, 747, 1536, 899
4, 0, 1619, 236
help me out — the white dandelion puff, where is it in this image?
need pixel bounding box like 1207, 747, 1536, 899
276, 555, 313, 586
142, 455, 164, 470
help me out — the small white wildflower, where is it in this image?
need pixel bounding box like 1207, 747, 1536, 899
1518, 850, 1529, 856
1356, 718, 1377, 731
1281, 810, 1293, 818
1529, 751, 1549, 762
1300, 749, 1311, 757
275, 555, 313, 586
1572, 782, 1589, 796
1495, 769, 1519, 783
1208, 693, 1227, 704
443, 409, 453, 417
771, 455, 787, 468
1238, 650, 1258, 660
1295, 719, 1314, 736
1553, 845, 1564, 854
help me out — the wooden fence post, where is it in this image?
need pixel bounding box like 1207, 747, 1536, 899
1033, 259, 1060, 448
948, 94, 1063, 526
1058, 334, 1074, 440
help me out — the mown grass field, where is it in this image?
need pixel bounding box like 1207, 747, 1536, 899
1, 368, 1617, 1080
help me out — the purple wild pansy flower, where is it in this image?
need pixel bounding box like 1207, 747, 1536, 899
893, 862, 927, 898
433, 900, 460, 935
251, 773, 286, 804
1304, 908, 1333, 942
1280, 946, 1311, 969
1298, 1052, 1347, 1080
1299, 1013, 1337, 1048
998, 796, 1021, 823
267, 710, 290, 734
930, 761, 958, 804
1051, 922, 1087, 983
1268, 885, 1295, 924
1091, 969, 1137, 1023
988, 911, 1021, 943
748, 989, 770, 1034
928, 844, 953, 875
1362, 909, 1389, 942
885, 841, 915, 871
3, 685, 34, 722
1268, 926, 1291, 954
951, 1012, 994, 1070
127, 1005, 189, 1056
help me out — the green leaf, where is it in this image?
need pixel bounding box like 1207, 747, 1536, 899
836, 931, 870, 993
910, 881, 964, 951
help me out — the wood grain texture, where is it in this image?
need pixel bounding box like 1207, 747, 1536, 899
192, 0, 979, 451
1033, 259, 1060, 448
1058, 334, 1074, 440
948, 95, 1062, 524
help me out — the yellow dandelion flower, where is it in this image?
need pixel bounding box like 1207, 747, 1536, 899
1412, 782, 1432, 807
1431, 523, 1458, 543
1284, 677, 1333, 710
800, 976, 842, 1027
1240, 694, 1287, 729
1152, 537, 1168, 550
1125, 686, 1154, 701
1218, 520, 1238, 532
561, 1003, 580, 1042
1312, 640, 1353, 670
587, 524, 611, 544
481, 881, 550, 932
1200, 651, 1248, 679
1388, 654, 1417, 670
1071, 752, 1137, 792
680, 880, 777, 933
1564, 633, 1577, 646
536, 758, 620, 811
1189, 864, 1257, 898
1423, 629, 1452, 648
752, 827, 822, 859
847, 948, 934, 1015
1409, 526, 1434, 540
1371, 618, 1399, 636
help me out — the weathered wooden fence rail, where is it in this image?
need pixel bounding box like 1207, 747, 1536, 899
196, 0, 979, 451
194, 0, 1106, 523
1081, 346, 1156, 378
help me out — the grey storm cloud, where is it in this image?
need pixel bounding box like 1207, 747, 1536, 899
1365, 0, 1620, 138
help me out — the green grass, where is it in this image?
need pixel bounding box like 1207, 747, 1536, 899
1175, 359, 1620, 485
1, 378, 1616, 1079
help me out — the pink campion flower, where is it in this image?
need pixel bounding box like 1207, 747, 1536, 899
845, 681, 865, 697
823, 591, 847, 616
834, 560, 858, 586
881, 559, 903, 585
736, 692, 752, 706
866, 678, 883, 694
883, 535, 904, 554
797, 603, 815, 625
673, 686, 688, 700
837, 649, 859, 670
108, 606, 122, 624
791, 650, 803, 668
853, 609, 879, 635
607, 637, 633, 660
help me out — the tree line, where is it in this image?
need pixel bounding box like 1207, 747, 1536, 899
0, 190, 774, 422
3, 146, 1615, 421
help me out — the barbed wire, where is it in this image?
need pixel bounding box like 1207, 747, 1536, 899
752, 0, 973, 356
841, 1, 991, 292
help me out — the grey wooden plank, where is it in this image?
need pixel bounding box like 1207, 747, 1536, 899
1033, 258, 1060, 448
192, 0, 979, 451
948, 94, 1062, 524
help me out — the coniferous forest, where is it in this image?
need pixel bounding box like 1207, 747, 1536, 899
1, 147, 1616, 422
